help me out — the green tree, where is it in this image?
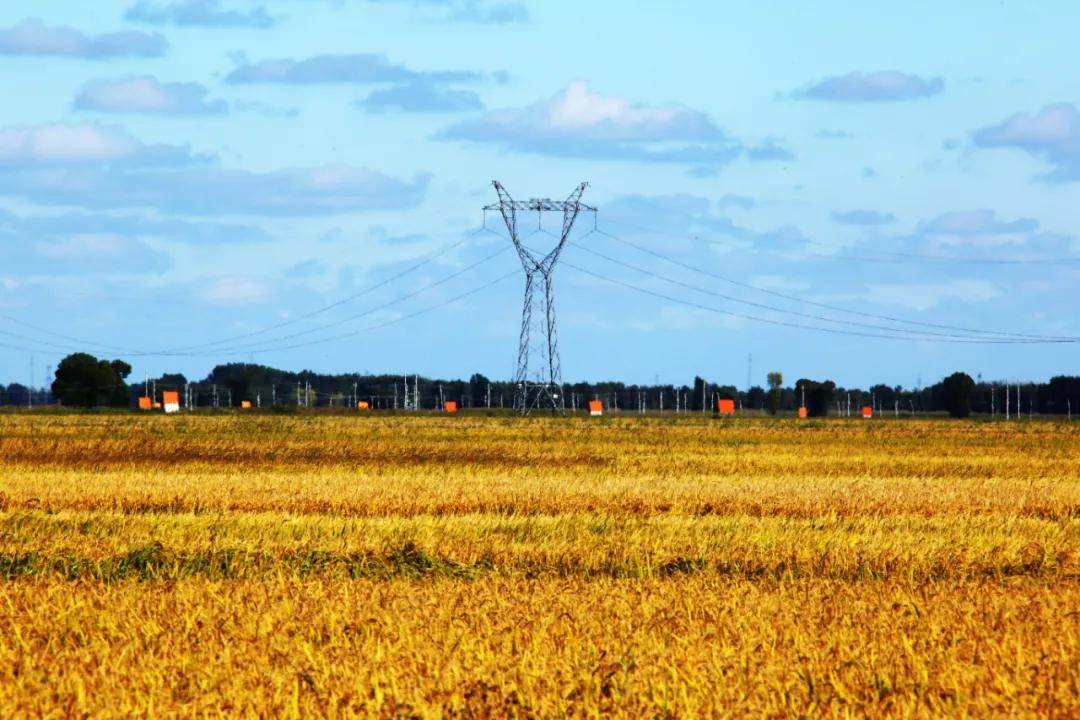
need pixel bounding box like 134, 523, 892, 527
52, 353, 131, 408
941, 371, 975, 418
766, 371, 783, 415
795, 378, 836, 417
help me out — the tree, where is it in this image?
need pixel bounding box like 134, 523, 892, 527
51, 353, 130, 408
941, 371, 975, 418
469, 373, 490, 408
795, 378, 836, 417
691, 376, 708, 411
766, 371, 783, 415
746, 385, 765, 410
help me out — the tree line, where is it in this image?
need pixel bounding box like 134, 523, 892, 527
2, 353, 1078, 417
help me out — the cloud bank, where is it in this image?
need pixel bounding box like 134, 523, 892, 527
973, 103, 1080, 182
0, 122, 428, 215
0, 18, 167, 59
75, 77, 228, 115
796, 71, 943, 102
126, 0, 274, 28
439, 81, 740, 167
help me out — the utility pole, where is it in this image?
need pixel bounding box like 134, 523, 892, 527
487, 180, 595, 414
1006, 382, 1010, 421
438, 383, 444, 410
213, 384, 218, 409
257, 392, 261, 409
228, 388, 232, 408
28, 356, 34, 408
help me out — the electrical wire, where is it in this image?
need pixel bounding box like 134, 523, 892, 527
604, 217, 1080, 267
156, 226, 488, 354
558, 253, 1077, 345
160, 245, 513, 356
567, 238, 1046, 343
594, 226, 1080, 342
206, 266, 520, 356
0, 226, 492, 359
0, 315, 144, 355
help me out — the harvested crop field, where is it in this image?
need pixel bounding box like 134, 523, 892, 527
1, 413, 1078, 717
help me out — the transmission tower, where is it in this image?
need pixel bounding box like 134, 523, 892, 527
486, 180, 596, 414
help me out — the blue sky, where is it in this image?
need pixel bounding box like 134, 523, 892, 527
1, 0, 1078, 389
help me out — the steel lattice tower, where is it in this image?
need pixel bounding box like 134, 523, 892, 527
486, 181, 595, 414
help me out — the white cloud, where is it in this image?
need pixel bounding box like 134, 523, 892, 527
0, 123, 141, 164
973, 103, 1080, 181
0, 122, 428, 215
75, 77, 228, 115
201, 275, 274, 305
865, 280, 999, 311
439, 81, 739, 166
795, 71, 944, 102
125, 0, 274, 28
0, 18, 166, 59
918, 210, 1038, 247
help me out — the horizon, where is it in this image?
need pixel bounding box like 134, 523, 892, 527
1, 1, 1078, 390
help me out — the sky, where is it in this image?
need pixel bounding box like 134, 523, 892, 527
1, 0, 1078, 389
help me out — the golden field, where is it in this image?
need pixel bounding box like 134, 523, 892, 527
0, 413, 1077, 717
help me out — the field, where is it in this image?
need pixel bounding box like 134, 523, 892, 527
0, 413, 1078, 717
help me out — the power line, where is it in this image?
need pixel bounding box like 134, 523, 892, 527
0, 226, 491, 359
594, 226, 1079, 342
567, 238, 1046, 342
807, 249, 1080, 266
604, 217, 1080, 267
1, 315, 143, 355
156, 227, 487, 354
169, 245, 513, 356
206, 267, 520, 355
558, 255, 1077, 345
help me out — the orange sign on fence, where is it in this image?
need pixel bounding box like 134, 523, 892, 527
797, 406, 808, 419
588, 400, 604, 416
357, 401, 370, 410
861, 406, 873, 419
444, 401, 458, 413
240, 400, 252, 409
162, 391, 180, 414
138, 396, 152, 410
716, 398, 736, 415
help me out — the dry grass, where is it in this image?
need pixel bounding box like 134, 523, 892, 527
0, 413, 1078, 717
